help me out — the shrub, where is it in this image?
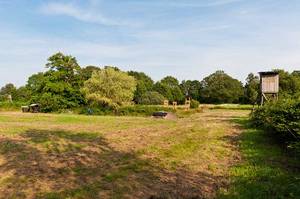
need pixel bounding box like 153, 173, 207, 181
190, 99, 200, 109
137, 91, 165, 105
80, 105, 174, 116
251, 99, 300, 154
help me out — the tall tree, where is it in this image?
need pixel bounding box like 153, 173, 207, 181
180, 80, 201, 101
274, 69, 300, 98
244, 73, 260, 105
0, 83, 17, 101
200, 71, 244, 104
82, 68, 136, 109
128, 71, 154, 104
26, 53, 84, 112
154, 76, 184, 103
80, 66, 101, 81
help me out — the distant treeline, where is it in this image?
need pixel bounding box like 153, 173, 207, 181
0, 52, 300, 112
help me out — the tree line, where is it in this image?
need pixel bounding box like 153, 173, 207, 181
1, 52, 300, 112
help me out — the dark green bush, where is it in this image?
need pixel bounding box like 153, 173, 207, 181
0, 101, 26, 111
251, 99, 300, 154
137, 91, 165, 105
190, 99, 200, 109
80, 105, 174, 116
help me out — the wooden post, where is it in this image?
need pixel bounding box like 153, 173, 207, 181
172, 101, 177, 110
163, 100, 169, 107
185, 97, 191, 111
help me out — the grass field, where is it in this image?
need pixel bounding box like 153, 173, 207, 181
0, 109, 299, 199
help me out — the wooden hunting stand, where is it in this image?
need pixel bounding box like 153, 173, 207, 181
259, 71, 279, 105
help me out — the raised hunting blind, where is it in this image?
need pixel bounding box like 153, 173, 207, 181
259, 71, 279, 105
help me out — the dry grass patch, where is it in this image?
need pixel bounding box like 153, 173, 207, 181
0, 110, 248, 199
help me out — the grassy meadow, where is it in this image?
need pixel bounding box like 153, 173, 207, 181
0, 109, 299, 199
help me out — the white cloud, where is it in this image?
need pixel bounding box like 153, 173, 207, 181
131, 0, 243, 8
39, 2, 126, 26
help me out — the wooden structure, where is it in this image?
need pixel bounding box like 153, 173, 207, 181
163, 100, 169, 107
185, 97, 191, 110
21, 104, 40, 113
172, 101, 177, 110
259, 71, 279, 105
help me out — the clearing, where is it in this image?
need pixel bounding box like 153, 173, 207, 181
0, 109, 299, 199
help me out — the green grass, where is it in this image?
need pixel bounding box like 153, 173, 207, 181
218, 118, 300, 199
0, 109, 299, 198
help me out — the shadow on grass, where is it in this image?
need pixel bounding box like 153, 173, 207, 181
0, 128, 224, 199
218, 117, 300, 199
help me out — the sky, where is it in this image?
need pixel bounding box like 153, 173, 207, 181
0, 0, 300, 87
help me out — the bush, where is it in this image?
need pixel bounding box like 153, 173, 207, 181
190, 99, 200, 109
251, 99, 300, 154
0, 101, 25, 111
137, 91, 165, 105
80, 105, 174, 116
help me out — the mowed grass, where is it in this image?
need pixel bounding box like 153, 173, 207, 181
218, 118, 300, 199
0, 110, 299, 198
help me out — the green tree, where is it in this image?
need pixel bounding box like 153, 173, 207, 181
79, 66, 101, 81
274, 69, 300, 98
137, 91, 165, 105
26, 53, 84, 112
82, 68, 136, 109
200, 71, 244, 104
244, 73, 260, 105
154, 76, 184, 103
0, 83, 17, 101
180, 80, 201, 101
128, 71, 154, 104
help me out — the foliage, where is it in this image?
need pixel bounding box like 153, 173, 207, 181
190, 99, 200, 109
251, 99, 300, 154
274, 69, 300, 99
180, 80, 201, 101
82, 68, 136, 109
80, 105, 174, 116
25, 53, 85, 112
137, 91, 165, 105
79, 66, 101, 81
244, 73, 259, 105
0, 101, 24, 111
218, 117, 300, 199
128, 71, 154, 104
154, 76, 184, 103
0, 83, 17, 101
200, 71, 244, 104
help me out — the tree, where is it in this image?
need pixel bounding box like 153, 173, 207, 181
200, 71, 244, 104
128, 71, 154, 104
180, 80, 201, 101
274, 69, 300, 99
25, 53, 85, 112
244, 73, 259, 105
154, 76, 184, 103
16, 86, 31, 102
137, 91, 165, 105
82, 68, 136, 108
80, 66, 101, 81
0, 83, 17, 101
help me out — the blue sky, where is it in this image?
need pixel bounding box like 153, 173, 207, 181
0, 0, 300, 87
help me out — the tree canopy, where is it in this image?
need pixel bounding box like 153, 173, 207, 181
200, 71, 244, 104
82, 68, 136, 109
154, 76, 184, 102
